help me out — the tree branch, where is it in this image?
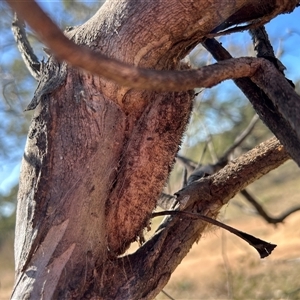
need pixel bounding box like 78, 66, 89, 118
219, 114, 259, 163
159, 114, 259, 209
241, 189, 300, 224
6, 0, 300, 93
250, 26, 285, 72
202, 38, 300, 166
186, 114, 259, 184
152, 210, 276, 259
176, 138, 289, 211
250, 25, 295, 88
105, 137, 289, 299
11, 13, 40, 80
210, 0, 298, 36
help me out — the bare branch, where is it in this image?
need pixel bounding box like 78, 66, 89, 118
152, 210, 276, 259
209, 20, 271, 38
161, 290, 175, 300
250, 26, 285, 72
175, 155, 197, 172
210, 0, 298, 36
5, 0, 300, 94
250, 26, 295, 88
11, 13, 40, 80
108, 137, 289, 299
219, 114, 260, 163
176, 138, 289, 211
241, 189, 300, 224
202, 38, 300, 166
186, 114, 260, 184
177, 116, 298, 225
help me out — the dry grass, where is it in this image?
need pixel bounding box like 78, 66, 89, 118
1, 161, 300, 299
0, 235, 14, 300
157, 213, 300, 299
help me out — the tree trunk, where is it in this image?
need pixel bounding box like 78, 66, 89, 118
11, 0, 297, 298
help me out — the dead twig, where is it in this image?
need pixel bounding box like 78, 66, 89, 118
175, 155, 197, 173
11, 13, 40, 80
161, 289, 175, 300
187, 113, 260, 184
219, 114, 260, 164
249, 26, 294, 87
241, 189, 300, 224
152, 210, 276, 259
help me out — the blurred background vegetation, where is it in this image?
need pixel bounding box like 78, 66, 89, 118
0, 1, 300, 299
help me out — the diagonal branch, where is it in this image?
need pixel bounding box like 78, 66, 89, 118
159, 114, 259, 210
202, 38, 300, 166
210, 0, 298, 36
219, 114, 259, 163
11, 14, 40, 80
241, 189, 300, 224
104, 137, 290, 299
8, 1, 300, 158
186, 114, 260, 185
152, 210, 276, 259
175, 138, 289, 211
250, 26, 295, 88
250, 26, 285, 72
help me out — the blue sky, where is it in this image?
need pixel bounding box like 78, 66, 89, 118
0, 2, 300, 197
266, 11, 300, 81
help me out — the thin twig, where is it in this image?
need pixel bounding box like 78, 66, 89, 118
182, 167, 188, 188
152, 210, 277, 259
161, 289, 175, 300
175, 155, 197, 173
241, 189, 300, 224
11, 13, 40, 80
221, 230, 233, 300
186, 114, 260, 184
219, 114, 259, 163
208, 20, 269, 38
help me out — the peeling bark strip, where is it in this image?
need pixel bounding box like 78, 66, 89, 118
105, 90, 194, 254
8, 0, 298, 298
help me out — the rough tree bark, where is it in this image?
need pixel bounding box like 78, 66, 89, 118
8, 0, 299, 299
